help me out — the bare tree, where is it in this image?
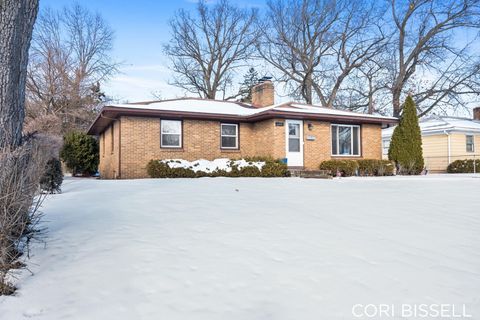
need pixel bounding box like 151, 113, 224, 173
26, 4, 116, 134
258, 0, 387, 106
336, 57, 392, 114
0, 0, 38, 148
150, 90, 163, 100
323, 1, 388, 108
164, 0, 258, 100
387, 0, 480, 116
257, 0, 338, 104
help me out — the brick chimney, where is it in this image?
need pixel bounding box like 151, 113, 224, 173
251, 80, 274, 108
474, 107, 480, 121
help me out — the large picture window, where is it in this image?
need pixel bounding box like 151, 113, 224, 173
332, 124, 360, 156
221, 123, 238, 149
161, 120, 182, 148
466, 135, 475, 152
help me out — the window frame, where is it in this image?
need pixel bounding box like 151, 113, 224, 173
287, 121, 301, 152
466, 135, 475, 153
382, 139, 390, 155
331, 124, 361, 157
220, 123, 239, 150
160, 119, 183, 148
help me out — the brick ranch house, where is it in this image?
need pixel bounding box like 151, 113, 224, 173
87, 81, 397, 179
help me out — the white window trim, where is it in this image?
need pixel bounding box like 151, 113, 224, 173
220, 123, 239, 149
382, 139, 390, 155
466, 135, 475, 153
331, 124, 361, 157
160, 119, 182, 148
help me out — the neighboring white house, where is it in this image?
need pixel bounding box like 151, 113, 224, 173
382, 108, 480, 172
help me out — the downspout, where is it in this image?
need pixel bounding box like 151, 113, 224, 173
444, 130, 451, 165
118, 118, 121, 179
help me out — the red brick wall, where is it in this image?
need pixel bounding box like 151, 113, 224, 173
97, 116, 383, 178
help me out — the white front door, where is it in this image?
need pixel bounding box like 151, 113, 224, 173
285, 119, 304, 167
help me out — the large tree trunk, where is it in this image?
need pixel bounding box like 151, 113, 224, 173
0, 0, 39, 295
0, 0, 38, 149
301, 71, 314, 105
392, 88, 402, 117
367, 77, 374, 114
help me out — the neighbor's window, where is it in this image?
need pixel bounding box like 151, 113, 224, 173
382, 139, 390, 155
466, 135, 475, 152
161, 120, 182, 148
331, 124, 360, 156
221, 123, 238, 149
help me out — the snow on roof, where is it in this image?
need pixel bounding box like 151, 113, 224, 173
109, 98, 396, 120
382, 116, 480, 137
111, 98, 264, 116
277, 103, 397, 120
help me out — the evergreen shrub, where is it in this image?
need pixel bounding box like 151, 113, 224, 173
388, 96, 424, 174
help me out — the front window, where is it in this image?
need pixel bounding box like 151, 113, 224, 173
161, 120, 182, 148
466, 135, 475, 152
382, 139, 390, 155
332, 124, 360, 156
221, 123, 238, 149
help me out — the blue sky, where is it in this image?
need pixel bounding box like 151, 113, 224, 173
39, 0, 267, 102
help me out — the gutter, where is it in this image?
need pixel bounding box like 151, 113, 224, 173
118, 118, 121, 179
88, 106, 398, 135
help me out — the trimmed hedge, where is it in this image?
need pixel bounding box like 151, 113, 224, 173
319, 159, 395, 177
357, 159, 395, 176
447, 159, 480, 173
146, 158, 290, 178
319, 160, 358, 177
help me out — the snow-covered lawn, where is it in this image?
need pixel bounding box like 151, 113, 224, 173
1, 175, 480, 319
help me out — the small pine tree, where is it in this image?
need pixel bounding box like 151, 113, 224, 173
40, 158, 63, 193
388, 96, 424, 174
238, 67, 259, 103
60, 131, 99, 176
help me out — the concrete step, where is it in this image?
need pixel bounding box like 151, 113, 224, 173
289, 169, 332, 179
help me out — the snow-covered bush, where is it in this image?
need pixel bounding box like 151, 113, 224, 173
447, 159, 480, 173
146, 158, 289, 178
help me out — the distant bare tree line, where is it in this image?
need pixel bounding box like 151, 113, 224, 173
25, 4, 117, 135
165, 0, 480, 116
